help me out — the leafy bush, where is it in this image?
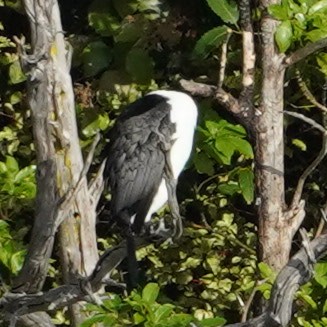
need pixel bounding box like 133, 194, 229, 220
82, 283, 226, 327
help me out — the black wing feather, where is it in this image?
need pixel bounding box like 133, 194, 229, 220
105, 95, 175, 233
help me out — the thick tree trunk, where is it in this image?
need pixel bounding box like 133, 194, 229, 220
12, 1, 99, 326
256, 9, 288, 271
256, 0, 305, 273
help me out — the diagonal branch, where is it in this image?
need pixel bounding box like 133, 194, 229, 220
284, 37, 327, 67
0, 234, 160, 321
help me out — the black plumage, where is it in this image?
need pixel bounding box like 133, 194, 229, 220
105, 94, 175, 234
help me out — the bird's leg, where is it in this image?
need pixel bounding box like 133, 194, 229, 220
126, 225, 140, 292
148, 218, 172, 240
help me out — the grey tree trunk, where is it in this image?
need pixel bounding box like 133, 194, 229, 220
12, 0, 99, 325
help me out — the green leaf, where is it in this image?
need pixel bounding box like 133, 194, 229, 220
165, 314, 193, 326
88, 0, 121, 36
198, 317, 226, 327
308, 0, 327, 15
14, 165, 36, 183
206, 0, 239, 25
193, 152, 215, 175
10, 249, 25, 274
275, 20, 293, 53
133, 312, 145, 324
193, 26, 228, 59
80, 314, 108, 327
268, 4, 289, 20
142, 283, 159, 304
299, 293, 318, 309
306, 28, 327, 42
114, 18, 144, 43
218, 182, 240, 196
82, 113, 110, 137
113, 0, 138, 17
238, 168, 254, 204
214, 138, 234, 164
153, 304, 174, 322
6, 156, 19, 173
10, 91, 22, 105
323, 299, 327, 313
258, 262, 275, 280
126, 48, 154, 84
227, 136, 253, 158
82, 41, 112, 77
317, 53, 327, 76
292, 138, 307, 151
9, 60, 26, 84
314, 262, 327, 288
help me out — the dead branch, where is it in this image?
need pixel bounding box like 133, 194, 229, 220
238, 0, 256, 109
225, 232, 327, 327
218, 30, 231, 88
284, 38, 327, 67
284, 111, 326, 133
0, 235, 154, 321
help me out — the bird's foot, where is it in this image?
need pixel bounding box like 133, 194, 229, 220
147, 218, 172, 242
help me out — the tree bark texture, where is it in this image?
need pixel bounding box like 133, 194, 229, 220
256, 3, 288, 271
256, 0, 306, 272
12, 1, 99, 326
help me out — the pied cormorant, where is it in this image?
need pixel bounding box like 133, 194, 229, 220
104, 90, 197, 287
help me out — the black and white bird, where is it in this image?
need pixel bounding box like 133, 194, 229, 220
104, 90, 197, 287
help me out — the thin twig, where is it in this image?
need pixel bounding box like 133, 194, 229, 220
241, 279, 266, 322
284, 111, 327, 133
218, 30, 231, 88
292, 138, 327, 207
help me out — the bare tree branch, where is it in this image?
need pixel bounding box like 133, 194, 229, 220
218, 30, 231, 88
0, 235, 155, 320
239, 0, 256, 109
284, 38, 327, 67
284, 111, 327, 133
225, 232, 327, 327
179, 79, 217, 97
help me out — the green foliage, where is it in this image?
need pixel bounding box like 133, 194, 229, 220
76, 0, 168, 84
193, 0, 238, 60
292, 261, 327, 326
125, 48, 154, 84
82, 283, 226, 327
193, 26, 229, 60
0, 156, 36, 219
194, 105, 254, 205
141, 214, 257, 318
206, 0, 239, 26
269, 0, 327, 52
0, 220, 26, 279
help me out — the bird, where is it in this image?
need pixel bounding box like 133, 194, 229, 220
103, 90, 198, 288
